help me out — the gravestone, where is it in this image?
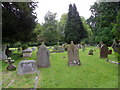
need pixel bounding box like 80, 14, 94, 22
0, 45, 7, 60
100, 44, 108, 58
37, 42, 50, 68
88, 49, 93, 55
5, 57, 16, 71
112, 40, 120, 54
22, 48, 32, 57
17, 60, 38, 75
32, 46, 36, 51
67, 41, 81, 66
82, 44, 85, 52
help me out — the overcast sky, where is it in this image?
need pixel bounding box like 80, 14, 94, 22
34, 0, 97, 24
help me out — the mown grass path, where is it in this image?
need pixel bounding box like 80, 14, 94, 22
1, 46, 118, 88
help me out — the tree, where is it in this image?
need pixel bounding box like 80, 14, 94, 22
87, 2, 120, 46
81, 16, 93, 44
57, 13, 67, 43
65, 4, 88, 44
112, 12, 120, 40
2, 2, 37, 45
42, 11, 59, 45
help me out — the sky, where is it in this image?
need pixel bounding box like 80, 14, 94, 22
34, 0, 97, 24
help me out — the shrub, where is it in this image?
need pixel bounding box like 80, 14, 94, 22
22, 44, 28, 50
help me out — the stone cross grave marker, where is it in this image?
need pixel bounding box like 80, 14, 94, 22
5, 57, 16, 71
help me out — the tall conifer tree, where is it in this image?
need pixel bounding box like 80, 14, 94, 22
65, 4, 88, 44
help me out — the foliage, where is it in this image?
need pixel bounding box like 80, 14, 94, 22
65, 4, 88, 44
21, 44, 28, 50
87, 2, 120, 46
2, 2, 37, 44
57, 13, 67, 42
81, 16, 93, 44
112, 12, 120, 40
42, 11, 60, 46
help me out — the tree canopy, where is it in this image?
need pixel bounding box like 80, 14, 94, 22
65, 4, 88, 44
2, 2, 37, 45
87, 2, 120, 46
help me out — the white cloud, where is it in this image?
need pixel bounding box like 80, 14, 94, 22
34, 0, 96, 24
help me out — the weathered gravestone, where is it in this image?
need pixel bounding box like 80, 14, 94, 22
17, 60, 38, 75
100, 44, 108, 58
0, 45, 7, 60
112, 40, 120, 54
37, 42, 50, 68
67, 41, 81, 66
81, 44, 85, 52
22, 48, 32, 57
5, 57, 16, 71
88, 49, 93, 55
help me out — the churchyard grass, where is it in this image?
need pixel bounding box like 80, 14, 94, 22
1, 46, 118, 88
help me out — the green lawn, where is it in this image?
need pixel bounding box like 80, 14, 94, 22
1, 46, 118, 88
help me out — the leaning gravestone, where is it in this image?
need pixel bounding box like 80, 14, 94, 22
17, 60, 38, 75
100, 44, 108, 58
67, 41, 81, 66
37, 42, 50, 68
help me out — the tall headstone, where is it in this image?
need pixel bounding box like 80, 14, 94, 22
37, 42, 50, 68
67, 41, 81, 66
100, 44, 108, 58
0, 45, 7, 60
17, 60, 38, 75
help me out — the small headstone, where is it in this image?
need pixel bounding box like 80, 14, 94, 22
67, 41, 81, 66
37, 42, 50, 68
88, 49, 93, 55
32, 46, 36, 51
22, 48, 32, 57
81, 44, 85, 52
100, 44, 108, 58
17, 60, 38, 75
5, 57, 16, 71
